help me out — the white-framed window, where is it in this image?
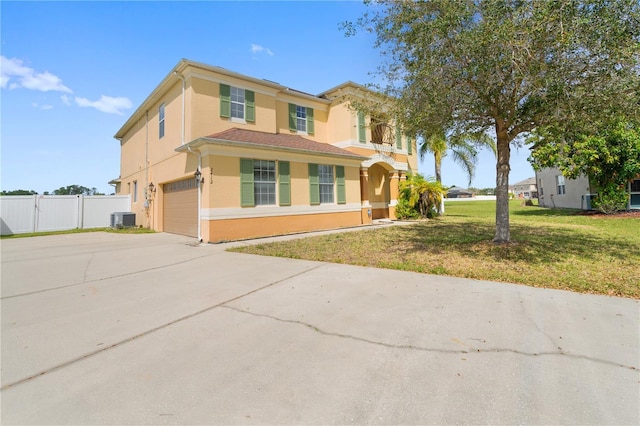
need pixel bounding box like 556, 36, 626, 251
556, 175, 566, 195
159, 103, 165, 139
629, 178, 640, 207
220, 84, 255, 123
253, 160, 276, 206
231, 86, 245, 120
296, 105, 307, 133
318, 164, 334, 204
539, 179, 544, 196
133, 180, 138, 203
241, 158, 290, 207
288, 103, 314, 135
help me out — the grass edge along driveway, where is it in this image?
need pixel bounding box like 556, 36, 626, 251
229, 200, 640, 299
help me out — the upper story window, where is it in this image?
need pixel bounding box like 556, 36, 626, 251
556, 175, 566, 195
220, 84, 255, 123
231, 87, 245, 120
159, 103, 165, 139
296, 105, 307, 132
288, 103, 314, 135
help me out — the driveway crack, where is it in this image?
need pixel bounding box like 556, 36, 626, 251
222, 306, 639, 372
1, 264, 324, 391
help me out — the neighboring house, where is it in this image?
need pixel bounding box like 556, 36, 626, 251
113, 59, 418, 242
536, 167, 640, 210
446, 186, 474, 198
512, 177, 537, 199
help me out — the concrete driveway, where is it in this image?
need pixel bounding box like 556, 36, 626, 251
1, 231, 638, 425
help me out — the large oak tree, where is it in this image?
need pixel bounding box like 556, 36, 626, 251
346, 0, 639, 242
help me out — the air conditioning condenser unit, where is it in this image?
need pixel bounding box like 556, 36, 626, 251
110, 212, 136, 228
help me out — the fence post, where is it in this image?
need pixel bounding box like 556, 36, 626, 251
78, 195, 84, 229
34, 195, 40, 233
32, 195, 37, 233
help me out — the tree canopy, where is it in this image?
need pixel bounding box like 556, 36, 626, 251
345, 0, 640, 242
52, 185, 104, 195
0, 189, 38, 196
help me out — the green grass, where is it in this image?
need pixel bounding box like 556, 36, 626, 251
229, 200, 640, 298
0, 227, 155, 239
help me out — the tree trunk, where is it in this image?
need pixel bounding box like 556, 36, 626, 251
493, 122, 511, 243
434, 152, 444, 215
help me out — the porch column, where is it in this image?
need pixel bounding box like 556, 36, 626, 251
389, 170, 400, 220
360, 167, 372, 225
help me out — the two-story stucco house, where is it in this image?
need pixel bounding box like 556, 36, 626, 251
536, 167, 640, 210
112, 59, 418, 242
512, 177, 537, 199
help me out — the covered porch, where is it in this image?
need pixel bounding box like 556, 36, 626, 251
359, 154, 408, 221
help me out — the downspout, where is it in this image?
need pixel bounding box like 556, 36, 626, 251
187, 146, 203, 242
145, 111, 149, 226
176, 71, 200, 240
174, 71, 185, 145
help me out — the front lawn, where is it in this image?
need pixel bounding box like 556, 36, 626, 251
229, 200, 640, 298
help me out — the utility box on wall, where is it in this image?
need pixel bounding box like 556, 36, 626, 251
110, 212, 136, 228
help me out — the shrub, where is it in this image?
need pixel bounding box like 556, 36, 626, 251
593, 184, 629, 214
395, 197, 420, 219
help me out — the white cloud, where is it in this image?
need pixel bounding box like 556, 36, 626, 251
75, 95, 132, 115
31, 102, 54, 110
250, 44, 274, 57
1, 56, 72, 93
61, 94, 71, 106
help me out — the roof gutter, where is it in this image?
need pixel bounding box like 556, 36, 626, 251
176, 137, 367, 162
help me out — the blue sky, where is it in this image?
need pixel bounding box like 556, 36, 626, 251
1, 0, 534, 195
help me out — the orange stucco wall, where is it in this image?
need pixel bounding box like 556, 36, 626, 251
206, 210, 362, 243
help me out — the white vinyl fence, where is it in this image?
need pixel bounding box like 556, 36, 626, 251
0, 195, 131, 235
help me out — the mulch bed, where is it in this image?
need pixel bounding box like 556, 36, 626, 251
575, 210, 640, 218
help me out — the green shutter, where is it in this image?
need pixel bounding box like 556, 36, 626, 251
220, 84, 231, 118
306, 107, 314, 135
309, 163, 319, 205
278, 161, 291, 206
407, 136, 412, 155
336, 165, 346, 204
245, 90, 255, 122
395, 126, 402, 149
358, 112, 366, 143
240, 158, 254, 207
289, 103, 297, 131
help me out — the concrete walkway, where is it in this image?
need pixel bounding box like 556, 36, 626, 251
1, 230, 638, 425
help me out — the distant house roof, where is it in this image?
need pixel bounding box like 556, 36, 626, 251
176, 128, 367, 160
447, 186, 474, 197
513, 177, 536, 186
447, 186, 473, 194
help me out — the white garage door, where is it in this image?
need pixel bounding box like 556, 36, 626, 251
163, 178, 198, 237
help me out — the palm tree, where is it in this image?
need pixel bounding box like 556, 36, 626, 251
420, 129, 496, 187
399, 173, 445, 218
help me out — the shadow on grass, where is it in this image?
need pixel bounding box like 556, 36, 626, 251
390, 221, 637, 264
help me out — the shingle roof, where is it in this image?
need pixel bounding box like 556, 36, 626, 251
201, 128, 366, 159
513, 177, 536, 186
